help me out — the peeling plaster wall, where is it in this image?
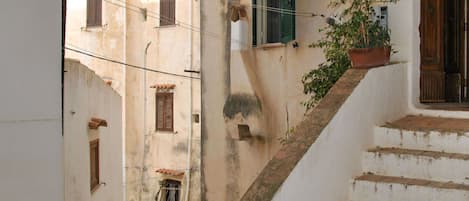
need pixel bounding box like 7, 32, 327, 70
202, 0, 332, 200
124, 0, 201, 201
65, 0, 126, 96
204, 0, 469, 200
66, 0, 202, 200
64, 59, 124, 201
0, 1, 63, 200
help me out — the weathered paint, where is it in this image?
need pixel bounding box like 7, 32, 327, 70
66, 0, 202, 200
64, 59, 124, 201
202, 0, 333, 200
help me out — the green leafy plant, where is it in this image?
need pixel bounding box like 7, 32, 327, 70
302, 0, 395, 110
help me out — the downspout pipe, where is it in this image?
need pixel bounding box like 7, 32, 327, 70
185, 0, 194, 200
141, 41, 152, 201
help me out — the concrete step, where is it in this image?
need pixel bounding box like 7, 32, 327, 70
349, 174, 469, 201
362, 147, 469, 185
374, 115, 469, 154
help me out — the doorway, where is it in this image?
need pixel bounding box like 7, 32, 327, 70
420, 0, 469, 104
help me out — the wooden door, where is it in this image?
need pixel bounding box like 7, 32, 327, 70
444, 0, 465, 102
421, 0, 445, 103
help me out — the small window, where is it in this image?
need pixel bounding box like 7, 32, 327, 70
156, 93, 174, 131
160, 0, 176, 26
87, 0, 102, 27
89, 139, 100, 191
252, 0, 296, 46
160, 180, 181, 201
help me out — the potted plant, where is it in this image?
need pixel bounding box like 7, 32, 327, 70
342, 0, 392, 68
302, 0, 396, 110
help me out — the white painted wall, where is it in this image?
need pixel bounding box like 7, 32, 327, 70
0, 1, 63, 200
272, 64, 409, 201
64, 59, 124, 201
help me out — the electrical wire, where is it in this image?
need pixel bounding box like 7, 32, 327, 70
104, 0, 251, 47
103, 0, 331, 47
65, 45, 200, 79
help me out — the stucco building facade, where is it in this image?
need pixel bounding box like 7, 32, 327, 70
202, 0, 469, 201
64, 59, 124, 201
65, 0, 201, 200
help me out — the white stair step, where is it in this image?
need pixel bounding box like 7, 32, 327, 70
349, 174, 469, 201
374, 126, 469, 154
363, 148, 469, 185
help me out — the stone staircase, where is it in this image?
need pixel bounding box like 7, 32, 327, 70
349, 115, 469, 201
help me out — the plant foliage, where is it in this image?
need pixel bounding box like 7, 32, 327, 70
302, 0, 395, 110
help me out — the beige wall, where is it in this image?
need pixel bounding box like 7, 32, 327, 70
201, 0, 420, 200
64, 59, 124, 201
66, 0, 201, 200
202, 0, 333, 200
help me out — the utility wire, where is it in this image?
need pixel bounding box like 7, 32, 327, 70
104, 0, 330, 47
65, 45, 200, 79
104, 0, 251, 47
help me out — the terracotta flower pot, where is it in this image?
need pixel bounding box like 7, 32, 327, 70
348, 46, 391, 69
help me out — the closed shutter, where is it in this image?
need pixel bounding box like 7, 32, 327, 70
280, 0, 295, 43
87, 0, 96, 26
156, 94, 165, 130
164, 93, 173, 130
156, 93, 174, 131
160, 0, 176, 26
89, 140, 100, 191
87, 0, 102, 27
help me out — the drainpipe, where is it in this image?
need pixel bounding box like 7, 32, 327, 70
141, 41, 152, 201
184, 0, 194, 200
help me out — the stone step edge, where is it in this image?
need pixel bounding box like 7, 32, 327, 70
378, 124, 469, 135
367, 147, 469, 161
355, 174, 469, 191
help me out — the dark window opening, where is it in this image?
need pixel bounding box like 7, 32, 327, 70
160, 180, 181, 201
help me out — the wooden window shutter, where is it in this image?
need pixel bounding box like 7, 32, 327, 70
164, 94, 174, 130
95, 0, 102, 26
156, 93, 174, 131
280, 0, 295, 43
160, 0, 176, 26
156, 94, 165, 130
89, 140, 100, 191
87, 0, 102, 27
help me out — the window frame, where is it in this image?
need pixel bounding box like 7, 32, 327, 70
89, 139, 100, 192
252, 0, 296, 46
155, 92, 174, 132
86, 0, 102, 27
160, 179, 181, 201
159, 0, 176, 27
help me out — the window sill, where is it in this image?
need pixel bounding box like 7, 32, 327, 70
154, 24, 178, 29
155, 130, 178, 134
256, 43, 286, 50
81, 24, 108, 32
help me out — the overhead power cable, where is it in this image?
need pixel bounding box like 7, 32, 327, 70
104, 0, 251, 47
103, 0, 330, 47
65, 45, 200, 79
